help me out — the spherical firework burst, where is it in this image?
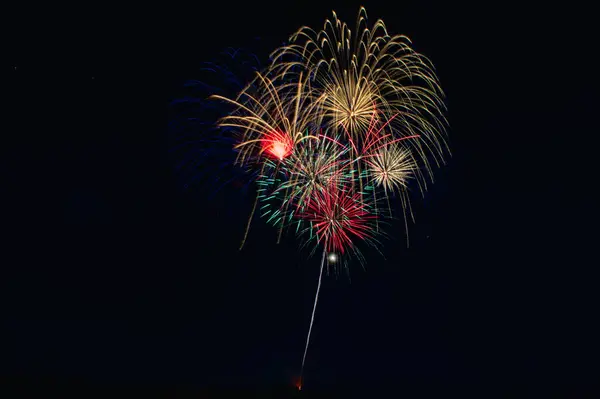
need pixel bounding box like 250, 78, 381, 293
364, 141, 418, 244
366, 144, 416, 193
299, 182, 379, 260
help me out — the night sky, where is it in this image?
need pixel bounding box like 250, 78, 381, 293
5, 1, 598, 397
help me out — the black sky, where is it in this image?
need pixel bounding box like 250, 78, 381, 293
4, 1, 598, 397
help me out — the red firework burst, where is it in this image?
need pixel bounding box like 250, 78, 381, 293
260, 130, 294, 160
301, 183, 376, 255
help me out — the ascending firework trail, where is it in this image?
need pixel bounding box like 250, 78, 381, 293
299, 249, 327, 390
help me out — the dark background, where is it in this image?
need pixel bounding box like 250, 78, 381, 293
5, 1, 597, 397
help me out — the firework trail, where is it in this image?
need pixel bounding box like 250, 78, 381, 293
299, 248, 326, 390
297, 181, 381, 387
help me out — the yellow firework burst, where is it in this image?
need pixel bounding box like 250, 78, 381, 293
210, 72, 325, 165
267, 7, 449, 179
366, 144, 416, 193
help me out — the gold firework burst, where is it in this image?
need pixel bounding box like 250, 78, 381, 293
367, 144, 416, 193
267, 7, 449, 180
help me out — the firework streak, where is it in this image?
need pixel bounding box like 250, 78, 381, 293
210, 7, 449, 388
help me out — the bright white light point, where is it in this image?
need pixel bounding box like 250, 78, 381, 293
327, 253, 338, 263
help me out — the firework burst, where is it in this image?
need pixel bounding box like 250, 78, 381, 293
268, 6, 449, 179
211, 72, 326, 166
299, 182, 379, 259
276, 133, 350, 208
366, 144, 416, 193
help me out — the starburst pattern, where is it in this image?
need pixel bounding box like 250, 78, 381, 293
299, 183, 378, 256
367, 144, 416, 192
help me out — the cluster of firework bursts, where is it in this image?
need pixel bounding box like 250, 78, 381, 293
203, 8, 450, 388
212, 8, 449, 268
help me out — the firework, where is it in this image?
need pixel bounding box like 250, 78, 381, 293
210, 70, 329, 248
209, 8, 448, 254
267, 7, 449, 180
257, 132, 351, 228
366, 143, 416, 193
295, 181, 383, 385
210, 71, 326, 166
299, 182, 379, 258
281, 135, 348, 207
201, 8, 449, 389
